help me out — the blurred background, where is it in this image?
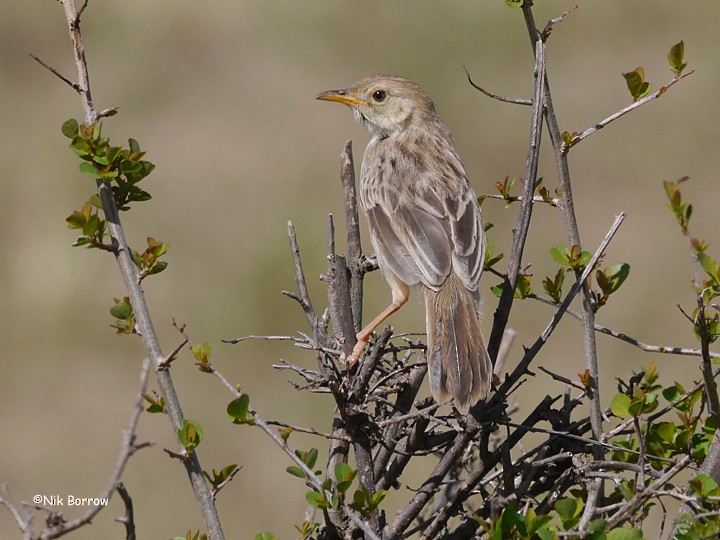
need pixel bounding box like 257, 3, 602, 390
1, 1, 719, 537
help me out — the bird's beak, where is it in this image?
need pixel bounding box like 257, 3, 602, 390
315, 89, 367, 107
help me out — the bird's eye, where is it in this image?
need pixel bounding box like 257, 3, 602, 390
372, 90, 387, 102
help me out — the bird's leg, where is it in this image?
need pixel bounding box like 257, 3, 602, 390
346, 281, 409, 365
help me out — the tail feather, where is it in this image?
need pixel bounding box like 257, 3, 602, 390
425, 275, 492, 414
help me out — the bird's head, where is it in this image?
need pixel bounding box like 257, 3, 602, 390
316, 74, 438, 139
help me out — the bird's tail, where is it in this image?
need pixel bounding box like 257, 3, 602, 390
424, 274, 492, 414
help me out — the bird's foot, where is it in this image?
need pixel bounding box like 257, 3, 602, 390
342, 334, 369, 366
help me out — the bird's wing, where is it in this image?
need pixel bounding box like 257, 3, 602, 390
366, 201, 450, 289
363, 158, 484, 292
441, 181, 484, 292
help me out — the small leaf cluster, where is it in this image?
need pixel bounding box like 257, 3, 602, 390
62, 119, 171, 334
177, 418, 203, 454
286, 450, 387, 526
253, 534, 278, 540
608, 364, 716, 496
131, 237, 169, 280
493, 176, 555, 208
622, 67, 650, 102
546, 244, 630, 309
622, 41, 688, 101
484, 238, 505, 272
142, 390, 166, 414
192, 342, 213, 373
490, 242, 630, 306
491, 273, 533, 300
675, 474, 720, 539
172, 531, 207, 540
65, 195, 107, 248
663, 178, 720, 341
227, 394, 254, 425
62, 119, 155, 210
109, 296, 135, 335
486, 499, 643, 540
664, 177, 693, 233
203, 463, 238, 491
561, 130, 579, 147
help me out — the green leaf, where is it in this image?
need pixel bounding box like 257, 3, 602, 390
515, 274, 533, 299
65, 211, 87, 230
227, 394, 254, 424
599, 263, 631, 294
623, 67, 651, 101
61, 118, 79, 139
105, 146, 123, 164
147, 261, 168, 276
110, 300, 133, 320
72, 236, 91, 247
542, 268, 565, 303
335, 462, 353, 481
128, 138, 141, 153
335, 462, 357, 493
285, 466, 305, 478
611, 393, 632, 418
668, 41, 688, 75
82, 214, 100, 236
305, 490, 328, 509
490, 283, 504, 298
177, 419, 203, 451
305, 447, 319, 469
79, 161, 98, 176
606, 527, 644, 540
698, 252, 720, 283
550, 244, 570, 265
689, 473, 720, 497
253, 533, 277, 540
192, 342, 212, 363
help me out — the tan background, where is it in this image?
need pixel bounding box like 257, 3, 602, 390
1, 1, 719, 538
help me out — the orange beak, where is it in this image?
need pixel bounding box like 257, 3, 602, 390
315, 89, 367, 107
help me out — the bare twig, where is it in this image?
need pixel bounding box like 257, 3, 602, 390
115, 483, 136, 540
286, 220, 320, 336
0, 484, 33, 540
463, 65, 532, 106
29, 53, 80, 91
484, 192, 563, 208
532, 292, 720, 359
13, 357, 151, 540
538, 365, 586, 391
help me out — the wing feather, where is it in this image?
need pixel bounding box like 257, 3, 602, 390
360, 137, 484, 293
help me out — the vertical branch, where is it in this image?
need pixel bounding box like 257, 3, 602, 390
696, 297, 720, 424
325, 216, 356, 355
487, 38, 546, 361
59, 0, 95, 125
340, 140, 365, 333
521, 3, 605, 462
287, 221, 321, 337
56, 2, 225, 538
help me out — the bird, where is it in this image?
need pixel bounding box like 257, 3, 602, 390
316, 74, 492, 413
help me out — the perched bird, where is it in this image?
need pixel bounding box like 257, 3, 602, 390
316, 75, 492, 413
